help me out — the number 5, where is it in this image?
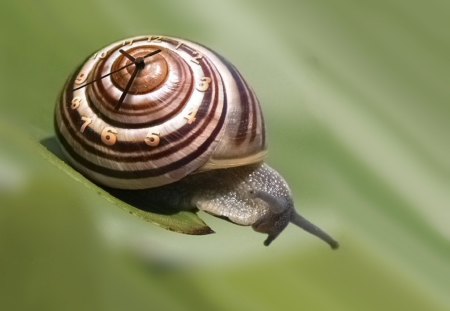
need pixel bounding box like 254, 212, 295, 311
145, 132, 160, 147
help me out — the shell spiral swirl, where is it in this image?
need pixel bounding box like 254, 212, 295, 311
55, 35, 266, 189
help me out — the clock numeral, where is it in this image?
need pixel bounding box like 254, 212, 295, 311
122, 39, 134, 46
75, 72, 88, 84
71, 97, 82, 110
101, 127, 118, 146
148, 36, 163, 43
196, 77, 212, 92
80, 116, 92, 133
175, 42, 183, 50
185, 108, 199, 124
191, 52, 203, 65
92, 50, 108, 60
145, 132, 161, 147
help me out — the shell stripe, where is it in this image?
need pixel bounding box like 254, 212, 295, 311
61, 82, 213, 159
90, 49, 194, 128
61, 59, 216, 160
214, 53, 262, 146
228, 63, 256, 144
55, 35, 266, 189
57, 71, 226, 180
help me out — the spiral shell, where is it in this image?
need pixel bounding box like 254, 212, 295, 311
55, 35, 266, 189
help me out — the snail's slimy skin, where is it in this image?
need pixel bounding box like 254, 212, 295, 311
145, 163, 339, 248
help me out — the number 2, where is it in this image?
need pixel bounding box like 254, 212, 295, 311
148, 36, 162, 43
191, 52, 203, 65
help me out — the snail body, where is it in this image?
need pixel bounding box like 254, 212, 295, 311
55, 35, 338, 248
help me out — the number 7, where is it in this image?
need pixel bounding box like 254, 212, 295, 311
80, 116, 92, 133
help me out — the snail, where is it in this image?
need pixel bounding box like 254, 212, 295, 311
55, 35, 339, 248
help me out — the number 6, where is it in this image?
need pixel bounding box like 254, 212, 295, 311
101, 127, 118, 146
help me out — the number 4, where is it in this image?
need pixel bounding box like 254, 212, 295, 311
184, 108, 198, 124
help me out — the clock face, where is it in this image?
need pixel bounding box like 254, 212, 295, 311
55, 35, 265, 189
66, 35, 219, 149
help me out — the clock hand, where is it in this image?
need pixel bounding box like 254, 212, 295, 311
114, 49, 162, 110
115, 49, 162, 110
119, 49, 136, 62
73, 61, 136, 91
143, 49, 162, 59
73, 49, 162, 91
120, 48, 162, 64
115, 64, 141, 111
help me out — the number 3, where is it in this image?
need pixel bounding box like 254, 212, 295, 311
196, 77, 212, 92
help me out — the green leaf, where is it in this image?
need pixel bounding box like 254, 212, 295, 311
39, 135, 214, 235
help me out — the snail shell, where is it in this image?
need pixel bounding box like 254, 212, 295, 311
56, 35, 265, 189
55, 35, 338, 248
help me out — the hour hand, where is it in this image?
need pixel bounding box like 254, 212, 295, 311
115, 65, 141, 111
119, 49, 136, 62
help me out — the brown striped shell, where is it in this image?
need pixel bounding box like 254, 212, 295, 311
55, 35, 266, 189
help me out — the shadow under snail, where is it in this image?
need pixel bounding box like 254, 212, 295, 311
55, 35, 339, 249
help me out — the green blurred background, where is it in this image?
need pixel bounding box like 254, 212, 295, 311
1, 0, 449, 310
